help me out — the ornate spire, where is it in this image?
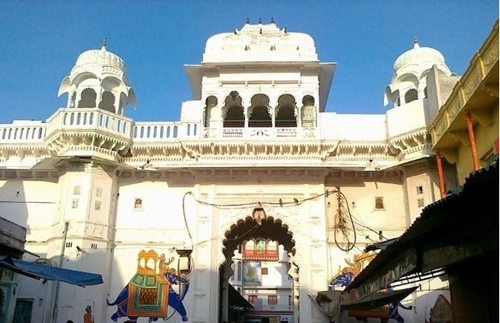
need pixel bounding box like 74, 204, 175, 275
271, 17, 275, 24
246, 17, 250, 24
413, 36, 419, 49
101, 37, 107, 50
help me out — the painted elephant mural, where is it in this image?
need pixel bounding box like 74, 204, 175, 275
328, 271, 355, 289
107, 250, 190, 322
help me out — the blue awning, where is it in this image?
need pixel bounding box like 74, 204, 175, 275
0, 256, 103, 287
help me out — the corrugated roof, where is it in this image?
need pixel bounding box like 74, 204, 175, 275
345, 158, 499, 291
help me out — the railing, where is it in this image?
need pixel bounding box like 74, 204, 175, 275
0, 123, 47, 143
45, 108, 134, 140
203, 127, 316, 139
133, 121, 200, 142
250, 304, 293, 311
429, 21, 498, 147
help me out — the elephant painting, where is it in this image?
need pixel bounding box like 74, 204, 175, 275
328, 271, 355, 289
107, 250, 190, 322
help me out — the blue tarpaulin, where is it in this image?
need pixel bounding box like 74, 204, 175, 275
0, 256, 103, 286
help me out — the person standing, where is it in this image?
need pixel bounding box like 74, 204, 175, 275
84, 305, 94, 323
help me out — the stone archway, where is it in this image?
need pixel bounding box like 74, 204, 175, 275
219, 215, 299, 323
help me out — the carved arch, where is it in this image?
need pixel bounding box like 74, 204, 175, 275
248, 94, 272, 128
78, 88, 97, 108
222, 91, 244, 128
99, 91, 116, 113
276, 94, 298, 127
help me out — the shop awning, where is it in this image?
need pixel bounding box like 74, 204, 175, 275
228, 284, 253, 310
340, 286, 417, 310
344, 158, 499, 299
0, 256, 103, 287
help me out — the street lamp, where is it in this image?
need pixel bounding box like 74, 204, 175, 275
252, 205, 266, 225
175, 249, 192, 297
175, 249, 193, 276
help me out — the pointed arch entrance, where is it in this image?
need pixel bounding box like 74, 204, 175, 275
219, 214, 299, 323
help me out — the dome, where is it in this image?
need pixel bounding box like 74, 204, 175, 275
393, 38, 449, 74
66, 41, 131, 87
75, 45, 126, 71
203, 20, 318, 63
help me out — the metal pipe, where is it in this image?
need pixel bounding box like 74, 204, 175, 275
466, 113, 480, 171
51, 221, 69, 323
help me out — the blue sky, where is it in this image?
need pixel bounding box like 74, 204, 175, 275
0, 1, 497, 124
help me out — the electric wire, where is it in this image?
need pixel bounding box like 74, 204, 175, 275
182, 192, 195, 249
332, 190, 357, 252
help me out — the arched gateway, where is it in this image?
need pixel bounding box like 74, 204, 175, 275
210, 200, 329, 323
220, 214, 297, 322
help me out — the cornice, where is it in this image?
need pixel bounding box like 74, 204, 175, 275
0, 124, 435, 173
0, 143, 48, 160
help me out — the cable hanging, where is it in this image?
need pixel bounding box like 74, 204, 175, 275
333, 188, 357, 252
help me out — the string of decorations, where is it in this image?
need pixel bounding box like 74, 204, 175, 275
182, 188, 387, 254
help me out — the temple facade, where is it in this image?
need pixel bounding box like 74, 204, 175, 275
0, 20, 468, 323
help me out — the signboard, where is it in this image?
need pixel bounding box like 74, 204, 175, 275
243, 261, 262, 286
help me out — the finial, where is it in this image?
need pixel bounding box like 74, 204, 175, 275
101, 37, 107, 49
271, 17, 274, 23
234, 29, 237, 35
260, 28, 262, 35
284, 27, 287, 34
258, 17, 262, 24
246, 17, 250, 24
413, 37, 419, 48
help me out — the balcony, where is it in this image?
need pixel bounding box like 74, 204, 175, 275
45, 108, 133, 141
429, 21, 498, 151
0, 122, 46, 144
249, 303, 293, 312
44, 108, 134, 159
203, 127, 318, 139
133, 121, 200, 142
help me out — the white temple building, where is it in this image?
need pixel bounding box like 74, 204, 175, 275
0, 19, 463, 323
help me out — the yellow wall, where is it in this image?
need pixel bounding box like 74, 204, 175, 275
456, 103, 499, 184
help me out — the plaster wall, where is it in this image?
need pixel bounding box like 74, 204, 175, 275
405, 171, 436, 224
386, 100, 426, 138
329, 114, 386, 141
0, 179, 58, 233
456, 103, 499, 184
180, 100, 204, 122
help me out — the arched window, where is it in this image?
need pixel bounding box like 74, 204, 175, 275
275, 106, 297, 127
256, 239, 266, 253
248, 94, 272, 128
276, 94, 297, 127
243, 239, 279, 260
99, 91, 116, 113
248, 106, 272, 127
78, 88, 97, 108
223, 91, 244, 128
404, 88, 418, 103
223, 106, 245, 127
